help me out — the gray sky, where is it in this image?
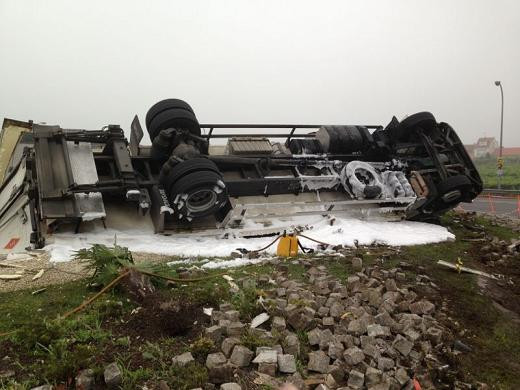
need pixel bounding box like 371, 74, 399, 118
1, 0, 519, 145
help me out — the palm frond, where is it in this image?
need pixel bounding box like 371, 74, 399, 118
74, 244, 134, 285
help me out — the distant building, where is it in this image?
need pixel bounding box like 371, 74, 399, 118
473, 137, 498, 158
464, 137, 497, 159
464, 137, 520, 159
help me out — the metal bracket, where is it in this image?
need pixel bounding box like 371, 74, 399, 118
130, 115, 144, 157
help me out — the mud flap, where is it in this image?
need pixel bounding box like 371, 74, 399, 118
149, 185, 174, 233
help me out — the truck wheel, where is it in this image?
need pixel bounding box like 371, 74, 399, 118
436, 174, 472, 203
148, 108, 201, 141
392, 112, 437, 141
159, 158, 221, 190
169, 171, 228, 220
400, 112, 436, 131
357, 126, 374, 145
146, 99, 195, 130
339, 126, 364, 151
288, 139, 323, 154
317, 126, 364, 153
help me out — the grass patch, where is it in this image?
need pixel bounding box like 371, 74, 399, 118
0, 279, 90, 333
473, 215, 518, 241
432, 268, 520, 388
391, 213, 520, 388
189, 336, 215, 360
326, 257, 353, 281
286, 261, 306, 280
163, 362, 208, 390
240, 329, 275, 351
2, 299, 122, 386
119, 363, 153, 390
474, 156, 520, 189
231, 286, 263, 321
118, 348, 208, 390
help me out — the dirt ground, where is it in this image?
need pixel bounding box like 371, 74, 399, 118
0, 252, 177, 293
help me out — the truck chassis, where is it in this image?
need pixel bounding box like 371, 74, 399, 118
0, 99, 482, 253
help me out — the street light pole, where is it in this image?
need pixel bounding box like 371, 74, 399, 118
495, 81, 504, 189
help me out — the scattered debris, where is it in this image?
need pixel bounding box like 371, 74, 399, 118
171, 351, 195, 367
31, 269, 44, 281
75, 368, 95, 390
30, 385, 52, 390
250, 312, 269, 328
6, 253, 34, 262
0, 274, 22, 280
437, 260, 498, 279
223, 274, 239, 292
31, 288, 46, 295
453, 339, 473, 353
0, 262, 26, 269
507, 239, 520, 253
103, 362, 122, 387
124, 268, 155, 298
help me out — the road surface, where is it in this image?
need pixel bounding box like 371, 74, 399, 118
460, 196, 519, 218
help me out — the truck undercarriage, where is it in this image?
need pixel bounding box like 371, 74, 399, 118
0, 99, 482, 253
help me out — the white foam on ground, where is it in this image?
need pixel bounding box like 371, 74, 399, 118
202, 256, 271, 269
43, 215, 454, 263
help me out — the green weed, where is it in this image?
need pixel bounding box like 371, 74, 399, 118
75, 243, 134, 286
240, 329, 274, 351
162, 361, 208, 390
189, 336, 215, 359
231, 287, 262, 320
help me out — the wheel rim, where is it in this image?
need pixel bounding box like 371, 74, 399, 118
186, 189, 217, 213
355, 168, 376, 185
442, 190, 462, 203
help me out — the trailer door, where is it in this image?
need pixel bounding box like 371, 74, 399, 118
0, 157, 33, 254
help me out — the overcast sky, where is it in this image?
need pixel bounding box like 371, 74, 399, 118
1, 0, 518, 145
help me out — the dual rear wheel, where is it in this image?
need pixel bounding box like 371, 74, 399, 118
146, 99, 201, 141
146, 100, 228, 221
160, 158, 228, 221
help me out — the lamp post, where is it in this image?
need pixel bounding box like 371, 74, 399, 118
495, 81, 504, 189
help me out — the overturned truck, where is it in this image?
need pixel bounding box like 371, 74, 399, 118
0, 99, 482, 253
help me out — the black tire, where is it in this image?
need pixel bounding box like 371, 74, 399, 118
436, 175, 472, 203
409, 214, 442, 225
288, 139, 323, 154
357, 126, 373, 146
146, 99, 195, 130
169, 171, 228, 220
400, 112, 436, 131
390, 112, 436, 141
345, 126, 364, 150
148, 108, 201, 140
327, 126, 363, 153
327, 126, 344, 149
160, 158, 221, 191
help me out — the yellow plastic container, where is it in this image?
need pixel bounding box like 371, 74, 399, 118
277, 234, 299, 257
